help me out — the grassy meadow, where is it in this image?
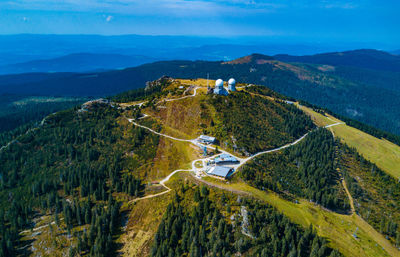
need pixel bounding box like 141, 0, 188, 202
299, 105, 400, 179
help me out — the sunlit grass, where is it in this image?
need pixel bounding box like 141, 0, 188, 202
300, 105, 400, 179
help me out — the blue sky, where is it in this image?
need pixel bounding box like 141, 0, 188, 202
0, 0, 399, 45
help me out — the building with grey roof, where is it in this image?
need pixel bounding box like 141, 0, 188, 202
207, 166, 234, 179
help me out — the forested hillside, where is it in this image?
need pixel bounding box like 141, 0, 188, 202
240, 129, 350, 213
206, 91, 314, 154
0, 95, 85, 133
339, 145, 400, 246
0, 102, 159, 256
151, 183, 342, 257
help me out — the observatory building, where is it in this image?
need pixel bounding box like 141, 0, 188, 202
228, 78, 236, 92
214, 79, 229, 96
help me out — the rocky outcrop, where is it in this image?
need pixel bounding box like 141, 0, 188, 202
145, 76, 172, 91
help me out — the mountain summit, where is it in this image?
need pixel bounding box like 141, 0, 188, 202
224, 53, 274, 65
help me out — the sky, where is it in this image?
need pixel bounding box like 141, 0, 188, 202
0, 0, 399, 46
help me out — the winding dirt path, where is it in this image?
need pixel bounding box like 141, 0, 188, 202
341, 175, 356, 213
331, 129, 356, 214
128, 169, 192, 204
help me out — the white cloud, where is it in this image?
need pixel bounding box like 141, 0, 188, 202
0, 0, 282, 17
106, 15, 113, 22
319, 0, 359, 9
323, 3, 358, 9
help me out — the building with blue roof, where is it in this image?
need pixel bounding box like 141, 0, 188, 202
207, 166, 234, 179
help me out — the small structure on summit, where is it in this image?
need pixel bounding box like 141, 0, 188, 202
228, 78, 236, 92
214, 79, 229, 96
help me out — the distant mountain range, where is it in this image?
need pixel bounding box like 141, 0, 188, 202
274, 49, 400, 72
1, 34, 396, 71
0, 53, 156, 74
1, 49, 398, 96
0, 49, 399, 135
392, 49, 400, 55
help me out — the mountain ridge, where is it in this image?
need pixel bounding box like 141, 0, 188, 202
223, 53, 274, 64
274, 49, 400, 72
0, 49, 399, 136
0, 53, 156, 74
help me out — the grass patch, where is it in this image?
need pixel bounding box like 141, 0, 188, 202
300, 105, 400, 179
20, 214, 84, 257
148, 136, 197, 180
119, 193, 171, 257
145, 94, 208, 139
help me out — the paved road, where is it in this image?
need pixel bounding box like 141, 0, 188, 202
235, 132, 309, 170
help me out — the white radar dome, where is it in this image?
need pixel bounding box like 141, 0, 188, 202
228, 78, 236, 85
215, 79, 224, 88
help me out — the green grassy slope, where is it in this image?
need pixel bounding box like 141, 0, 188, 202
299, 105, 400, 179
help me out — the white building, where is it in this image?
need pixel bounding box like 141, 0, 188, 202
214, 79, 229, 96
228, 78, 236, 92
